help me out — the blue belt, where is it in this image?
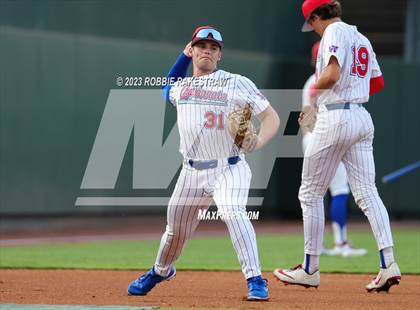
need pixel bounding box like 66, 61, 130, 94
325, 102, 363, 110
188, 156, 240, 170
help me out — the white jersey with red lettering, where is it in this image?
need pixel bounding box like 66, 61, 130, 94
299, 21, 394, 257
316, 21, 382, 105
169, 69, 269, 160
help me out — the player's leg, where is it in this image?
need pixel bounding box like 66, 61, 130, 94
154, 167, 212, 276
305, 133, 351, 255
329, 162, 350, 246
274, 111, 349, 287
324, 163, 367, 257
213, 160, 268, 300
128, 167, 212, 295
213, 160, 260, 279
300, 132, 329, 268
342, 109, 400, 292
300, 122, 351, 270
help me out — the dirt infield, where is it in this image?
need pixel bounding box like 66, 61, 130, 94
0, 269, 418, 309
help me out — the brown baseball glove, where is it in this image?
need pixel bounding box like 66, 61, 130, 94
227, 105, 257, 152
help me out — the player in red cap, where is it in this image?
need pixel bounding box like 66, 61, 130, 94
274, 0, 401, 293
128, 25, 280, 301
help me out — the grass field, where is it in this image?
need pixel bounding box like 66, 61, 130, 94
1, 229, 419, 274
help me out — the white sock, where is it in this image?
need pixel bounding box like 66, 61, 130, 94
303, 254, 319, 274
380, 247, 395, 268
332, 222, 347, 245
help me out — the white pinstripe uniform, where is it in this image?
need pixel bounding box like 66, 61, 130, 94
303, 74, 351, 246
300, 21, 394, 256
154, 69, 269, 279
302, 74, 350, 197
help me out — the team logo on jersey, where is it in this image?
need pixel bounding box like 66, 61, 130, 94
179, 86, 228, 105
329, 45, 339, 53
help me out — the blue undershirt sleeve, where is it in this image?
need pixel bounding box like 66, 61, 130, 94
162, 52, 192, 104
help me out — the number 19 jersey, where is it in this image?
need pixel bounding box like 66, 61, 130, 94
316, 21, 382, 106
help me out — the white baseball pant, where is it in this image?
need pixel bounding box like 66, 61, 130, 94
303, 133, 350, 196
299, 104, 394, 255
154, 157, 262, 279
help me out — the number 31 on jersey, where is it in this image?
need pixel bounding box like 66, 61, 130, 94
204, 111, 224, 129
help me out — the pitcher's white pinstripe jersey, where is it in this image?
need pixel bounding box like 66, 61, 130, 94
316, 22, 382, 106
169, 69, 269, 160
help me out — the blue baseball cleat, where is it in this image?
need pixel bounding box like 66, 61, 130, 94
247, 275, 269, 301
127, 266, 176, 296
